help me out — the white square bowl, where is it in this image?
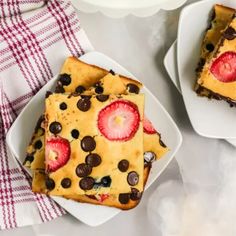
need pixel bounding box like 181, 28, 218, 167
6, 51, 182, 226
177, 0, 236, 139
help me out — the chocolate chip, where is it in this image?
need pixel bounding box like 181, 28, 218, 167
85, 153, 101, 167
77, 98, 91, 112
195, 85, 204, 94
199, 58, 206, 67
118, 159, 129, 172
45, 91, 52, 98
196, 58, 206, 73
76, 163, 92, 178
45, 177, 55, 190
34, 140, 42, 150
55, 82, 65, 93
58, 74, 71, 86
206, 43, 214, 52
223, 26, 236, 40
60, 102, 67, 110
49, 121, 62, 134
71, 129, 79, 139
144, 152, 156, 164
81, 136, 96, 152
24, 154, 34, 163
159, 139, 167, 148
101, 176, 111, 187
109, 69, 115, 75
95, 86, 104, 94
206, 22, 212, 31
86, 195, 97, 200
119, 193, 130, 204
35, 115, 45, 132
96, 95, 109, 102
211, 8, 216, 21
79, 177, 94, 190
80, 95, 91, 100
130, 188, 142, 201
75, 85, 86, 94
61, 178, 71, 188
127, 83, 140, 94
127, 171, 139, 186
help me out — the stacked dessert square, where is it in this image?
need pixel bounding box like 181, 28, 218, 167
195, 4, 236, 107
24, 57, 168, 210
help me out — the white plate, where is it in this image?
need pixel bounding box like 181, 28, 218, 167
6, 51, 182, 227
71, 0, 187, 18
164, 40, 236, 147
177, 0, 236, 139
163, 40, 181, 93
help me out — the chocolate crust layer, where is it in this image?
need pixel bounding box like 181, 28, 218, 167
196, 85, 236, 107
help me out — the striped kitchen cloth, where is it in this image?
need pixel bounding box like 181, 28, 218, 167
0, 0, 93, 230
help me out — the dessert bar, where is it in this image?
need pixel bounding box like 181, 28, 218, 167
196, 14, 236, 106
44, 94, 144, 195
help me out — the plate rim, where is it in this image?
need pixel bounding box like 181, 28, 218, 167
72, 0, 187, 18
163, 40, 181, 93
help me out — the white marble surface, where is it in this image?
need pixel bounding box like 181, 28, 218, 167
3, 0, 236, 235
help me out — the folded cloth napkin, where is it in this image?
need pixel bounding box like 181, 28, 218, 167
0, 0, 93, 229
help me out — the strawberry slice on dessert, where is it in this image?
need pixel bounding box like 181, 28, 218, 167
96, 194, 110, 203
97, 100, 140, 141
86, 194, 110, 203
143, 116, 157, 134
210, 51, 236, 82
46, 137, 71, 172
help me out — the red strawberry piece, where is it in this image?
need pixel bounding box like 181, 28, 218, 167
210, 51, 236, 83
97, 194, 110, 203
86, 194, 110, 203
98, 100, 140, 141
143, 116, 157, 134
46, 137, 71, 172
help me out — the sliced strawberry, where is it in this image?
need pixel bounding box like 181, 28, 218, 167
45, 137, 71, 172
86, 194, 110, 203
97, 100, 140, 141
210, 51, 236, 82
143, 116, 157, 134
96, 194, 110, 203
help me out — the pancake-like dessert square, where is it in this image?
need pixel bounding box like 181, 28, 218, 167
196, 14, 236, 106
44, 93, 144, 195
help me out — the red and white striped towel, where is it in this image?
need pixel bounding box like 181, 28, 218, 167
0, 0, 93, 229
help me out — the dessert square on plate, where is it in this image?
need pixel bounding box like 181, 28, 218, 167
195, 4, 235, 98
6, 51, 182, 226
24, 58, 143, 171
164, 41, 236, 147
197, 4, 235, 66
177, 0, 236, 138
196, 16, 236, 106
30, 68, 168, 210
44, 93, 144, 195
